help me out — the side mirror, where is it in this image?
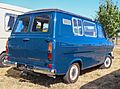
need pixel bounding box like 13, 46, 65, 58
8, 27, 12, 31
6, 27, 12, 32
111, 37, 115, 41
108, 37, 115, 42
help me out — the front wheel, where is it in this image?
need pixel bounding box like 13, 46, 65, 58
63, 63, 80, 83
100, 56, 112, 69
0, 53, 8, 67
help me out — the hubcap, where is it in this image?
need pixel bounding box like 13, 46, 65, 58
70, 65, 78, 81
104, 57, 111, 68
1, 55, 8, 65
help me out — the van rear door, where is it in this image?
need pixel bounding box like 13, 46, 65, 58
9, 16, 30, 63
25, 14, 52, 67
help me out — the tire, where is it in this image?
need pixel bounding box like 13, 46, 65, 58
0, 53, 8, 67
100, 56, 112, 69
63, 63, 80, 83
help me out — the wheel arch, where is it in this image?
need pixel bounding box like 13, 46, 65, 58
108, 52, 114, 59
70, 58, 83, 74
0, 51, 6, 55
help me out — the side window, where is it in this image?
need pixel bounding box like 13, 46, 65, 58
98, 25, 105, 38
31, 15, 50, 33
72, 18, 82, 36
5, 14, 16, 31
78, 20, 82, 35
14, 16, 30, 33
83, 21, 96, 37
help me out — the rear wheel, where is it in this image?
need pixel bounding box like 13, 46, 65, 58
100, 56, 112, 69
0, 53, 8, 67
63, 63, 80, 83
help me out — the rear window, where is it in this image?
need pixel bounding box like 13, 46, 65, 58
14, 16, 30, 33
31, 15, 50, 33
83, 21, 96, 37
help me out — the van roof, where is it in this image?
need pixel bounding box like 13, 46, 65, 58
25, 9, 94, 21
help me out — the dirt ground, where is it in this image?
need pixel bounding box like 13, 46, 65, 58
0, 45, 120, 89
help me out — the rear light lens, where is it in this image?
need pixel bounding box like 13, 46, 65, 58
6, 40, 8, 54
48, 64, 52, 68
48, 42, 52, 60
48, 53, 52, 60
6, 56, 9, 61
48, 42, 52, 52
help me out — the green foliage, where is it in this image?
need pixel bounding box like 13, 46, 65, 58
96, 0, 120, 37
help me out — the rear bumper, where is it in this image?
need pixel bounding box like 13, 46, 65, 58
6, 61, 56, 75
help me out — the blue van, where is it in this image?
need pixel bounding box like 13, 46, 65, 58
7, 9, 114, 83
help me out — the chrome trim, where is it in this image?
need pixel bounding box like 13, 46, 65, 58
4, 60, 17, 67
33, 67, 55, 75
6, 61, 56, 75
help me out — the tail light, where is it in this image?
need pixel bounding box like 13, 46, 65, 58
6, 56, 9, 61
48, 42, 52, 60
48, 64, 52, 68
6, 40, 8, 54
48, 42, 52, 52
48, 53, 52, 60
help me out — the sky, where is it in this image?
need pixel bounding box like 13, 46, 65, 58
0, 0, 120, 19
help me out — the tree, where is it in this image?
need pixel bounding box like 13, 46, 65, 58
96, 0, 120, 37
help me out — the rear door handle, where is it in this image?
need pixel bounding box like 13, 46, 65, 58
23, 38, 30, 42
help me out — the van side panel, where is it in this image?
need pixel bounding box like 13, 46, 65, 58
54, 13, 94, 74
54, 12, 113, 75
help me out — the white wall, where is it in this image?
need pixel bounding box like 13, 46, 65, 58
0, 3, 31, 54
0, 3, 31, 13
